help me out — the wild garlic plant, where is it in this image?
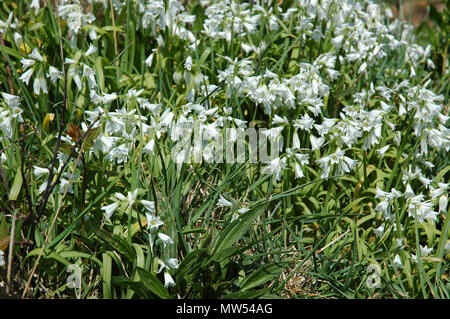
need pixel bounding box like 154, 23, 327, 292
0, 0, 448, 298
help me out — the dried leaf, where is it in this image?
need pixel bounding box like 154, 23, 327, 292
67, 123, 82, 142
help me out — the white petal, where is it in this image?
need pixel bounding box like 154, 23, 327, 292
101, 202, 119, 219
141, 200, 155, 212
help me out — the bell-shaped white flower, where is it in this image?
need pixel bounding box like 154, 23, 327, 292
217, 195, 233, 208
101, 202, 119, 219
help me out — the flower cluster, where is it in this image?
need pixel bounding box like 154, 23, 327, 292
1, 0, 448, 293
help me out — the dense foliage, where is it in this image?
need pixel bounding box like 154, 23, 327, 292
0, 0, 448, 298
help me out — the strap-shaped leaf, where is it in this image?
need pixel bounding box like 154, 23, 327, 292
136, 268, 171, 299
240, 262, 288, 291
212, 206, 265, 253
9, 170, 22, 201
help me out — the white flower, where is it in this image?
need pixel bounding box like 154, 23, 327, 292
58, 3, 95, 35
102, 189, 139, 219
374, 224, 385, 237
101, 202, 119, 219
141, 200, 155, 212
377, 145, 390, 158
146, 213, 163, 233
1, 92, 20, 109
217, 195, 233, 208
47, 66, 63, 83
237, 207, 250, 214
272, 115, 289, 126
164, 258, 178, 269
263, 157, 287, 181
102, 92, 117, 104
157, 232, 174, 247
0, 12, 17, 33
30, 0, 40, 13
89, 29, 98, 41
292, 131, 301, 150
93, 135, 117, 154
294, 114, 314, 132
33, 72, 48, 95
125, 189, 139, 210
143, 139, 155, 154
412, 245, 433, 263
163, 271, 175, 288
407, 194, 438, 224
157, 257, 178, 274
358, 62, 367, 74
294, 162, 304, 179
159, 109, 174, 128
420, 245, 433, 257
33, 166, 49, 178
393, 254, 403, 268
19, 68, 34, 85
85, 44, 97, 56
29, 48, 44, 62
439, 195, 448, 213
145, 51, 155, 67
184, 56, 193, 71
20, 58, 35, 71
316, 149, 358, 178
126, 89, 144, 100
156, 257, 178, 287
173, 71, 183, 84
83, 64, 97, 88
232, 207, 250, 222
310, 135, 325, 150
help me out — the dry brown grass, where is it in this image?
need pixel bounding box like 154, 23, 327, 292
390, 0, 445, 27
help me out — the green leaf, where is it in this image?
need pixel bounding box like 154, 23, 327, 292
59, 142, 74, 156
28, 22, 45, 32
182, 228, 206, 234
112, 276, 150, 298
0, 214, 8, 240
9, 170, 23, 201
89, 223, 136, 261
240, 262, 288, 291
222, 288, 270, 299
102, 252, 113, 299
25, 248, 71, 266
82, 126, 101, 151
102, 26, 125, 33
436, 209, 450, 280
46, 170, 126, 250
136, 268, 171, 299
42, 113, 55, 133
212, 207, 264, 253
211, 246, 241, 263
133, 244, 145, 269
0, 45, 24, 59
58, 251, 102, 267
0, 214, 10, 251
95, 57, 105, 91
175, 248, 210, 281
